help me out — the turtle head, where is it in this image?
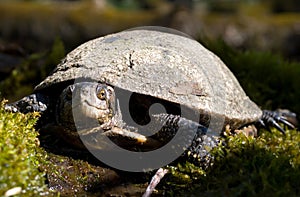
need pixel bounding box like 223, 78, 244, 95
57, 82, 116, 132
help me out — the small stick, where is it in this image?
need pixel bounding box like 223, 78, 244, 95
143, 168, 169, 197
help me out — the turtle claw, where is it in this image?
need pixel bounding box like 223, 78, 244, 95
270, 119, 285, 134
256, 118, 266, 129
258, 110, 297, 134
277, 117, 295, 129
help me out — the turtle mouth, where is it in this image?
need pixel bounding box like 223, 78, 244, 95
72, 100, 110, 111
77, 99, 113, 121
72, 99, 113, 130
84, 100, 109, 110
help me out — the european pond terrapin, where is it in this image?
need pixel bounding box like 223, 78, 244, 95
5, 27, 296, 172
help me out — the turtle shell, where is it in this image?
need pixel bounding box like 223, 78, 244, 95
35, 28, 262, 131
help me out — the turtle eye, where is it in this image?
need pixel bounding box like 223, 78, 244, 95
97, 88, 106, 100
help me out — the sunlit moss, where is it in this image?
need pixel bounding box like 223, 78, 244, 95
163, 128, 300, 196
0, 100, 52, 196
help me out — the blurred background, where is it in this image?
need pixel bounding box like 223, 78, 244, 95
0, 0, 299, 116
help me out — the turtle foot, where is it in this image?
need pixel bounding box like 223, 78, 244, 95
5, 93, 49, 113
257, 110, 297, 134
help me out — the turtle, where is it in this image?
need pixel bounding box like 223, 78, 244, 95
5, 26, 296, 169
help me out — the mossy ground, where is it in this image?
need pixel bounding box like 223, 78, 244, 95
0, 101, 143, 196
1, 98, 299, 196
0, 101, 51, 196
162, 128, 300, 196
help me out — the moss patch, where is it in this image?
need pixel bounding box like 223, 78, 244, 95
162, 128, 300, 196
0, 101, 51, 196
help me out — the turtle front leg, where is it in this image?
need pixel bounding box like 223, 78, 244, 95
142, 114, 218, 196
257, 110, 296, 134
5, 93, 49, 113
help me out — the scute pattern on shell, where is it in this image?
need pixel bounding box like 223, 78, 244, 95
35, 29, 262, 130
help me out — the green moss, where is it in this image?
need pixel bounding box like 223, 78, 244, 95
203, 129, 300, 196
0, 101, 52, 196
163, 128, 300, 196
